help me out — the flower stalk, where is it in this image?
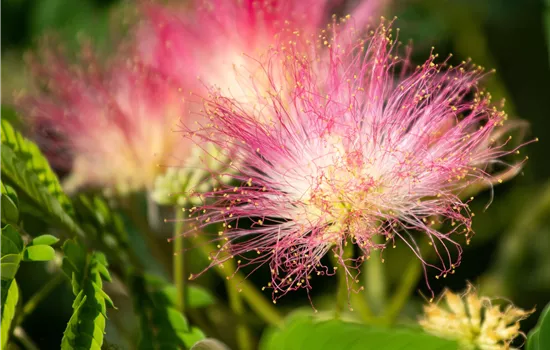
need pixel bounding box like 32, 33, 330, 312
192, 235, 284, 327
380, 236, 434, 324
226, 263, 254, 350
332, 241, 355, 319
173, 207, 186, 313
365, 235, 387, 315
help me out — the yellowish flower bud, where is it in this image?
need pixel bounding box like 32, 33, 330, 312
419, 285, 533, 350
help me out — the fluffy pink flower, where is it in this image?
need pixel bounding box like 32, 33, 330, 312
15, 42, 190, 193
188, 21, 530, 300
135, 0, 387, 95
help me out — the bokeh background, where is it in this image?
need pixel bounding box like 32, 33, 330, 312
2, 0, 550, 348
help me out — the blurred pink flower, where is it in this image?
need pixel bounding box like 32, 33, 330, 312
15, 43, 189, 193
189, 21, 531, 300
135, 0, 387, 96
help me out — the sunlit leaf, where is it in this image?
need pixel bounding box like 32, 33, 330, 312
0, 280, 19, 349
260, 314, 458, 350
30, 234, 60, 246
0, 224, 24, 349
23, 245, 56, 261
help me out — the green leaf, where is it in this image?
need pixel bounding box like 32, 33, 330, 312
130, 272, 205, 349
30, 234, 60, 246
61, 239, 114, 349
23, 245, 56, 261
1, 224, 23, 347
1, 225, 24, 281
260, 315, 459, 350
1, 239, 21, 259
0, 180, 19, 208
1, 254, 22, 264
1, 224, 24, 255
528, 302, 550, 350
1, 280, 19, 349
1, 119, 84, 238
1, 181, 19, 224
527, 329, 540, 350
62, 240, 87, 270
1, 260, 21, 280
539, 303, 550, 350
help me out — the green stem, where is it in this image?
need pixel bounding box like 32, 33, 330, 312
193, 235, 284, 327
350, 293, 376, 324
226, 271, 254, 350
173, 208, 186, 313
332, 241, 354, 319
15, 273, 65, 327
380, 237, 432, 325
364, 235, 387, 315
13, 327, 39, 350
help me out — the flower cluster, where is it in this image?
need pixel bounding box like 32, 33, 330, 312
419, 285, 533, 349
188, 21, 528, 299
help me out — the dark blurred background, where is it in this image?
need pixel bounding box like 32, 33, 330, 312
2, 0, 549, 348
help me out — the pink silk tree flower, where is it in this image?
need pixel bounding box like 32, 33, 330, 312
135, 0, 388, 99
15, 42, 190, 194
187, 21, 532, 300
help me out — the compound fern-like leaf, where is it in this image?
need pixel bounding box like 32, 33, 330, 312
1, 119, 83, 237
61, 239, 115, 349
